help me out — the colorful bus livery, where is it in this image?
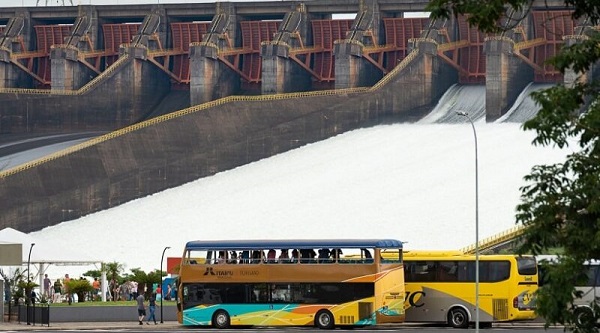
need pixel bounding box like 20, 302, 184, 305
177, 239, 405, 329
397, 251, 538, 328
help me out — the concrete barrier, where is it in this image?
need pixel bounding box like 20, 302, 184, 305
45, 304, 177, 322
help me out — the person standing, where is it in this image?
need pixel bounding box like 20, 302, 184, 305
146, 292, 158, 325
63, 274, 72, 305
92, 277, 100, 301
53, 279, 62, 303
136, 293, 146, 325
43, 274, 51, 299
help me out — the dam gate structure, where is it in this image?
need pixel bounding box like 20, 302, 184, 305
0, 0, 598, 232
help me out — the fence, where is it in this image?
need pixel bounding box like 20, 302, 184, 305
3, 302, 50, 326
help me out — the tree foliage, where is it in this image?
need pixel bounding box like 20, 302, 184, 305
426, 0, 600, 332
103, 261, 125, 284
66, 279, 94, 303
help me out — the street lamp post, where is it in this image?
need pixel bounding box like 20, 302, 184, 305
456, 111, 479, 332
160, 246, 170, 324
26, 242, 35, 325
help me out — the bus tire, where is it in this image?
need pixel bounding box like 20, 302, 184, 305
315, 310, 335, 329
575, 307, 595, 328
448, 307, 469, 328
212, 310, 231, 329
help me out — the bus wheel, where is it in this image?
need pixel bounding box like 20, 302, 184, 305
448, 307, 469, 328
575, 307, 595, 328
315, 310, 335, 329
212, 310, 231, 329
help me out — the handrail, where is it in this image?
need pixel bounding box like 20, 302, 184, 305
460, 225, 526, 254
0, 86, 368, 179
0, 54, 130, 96
369, 48, 419, 91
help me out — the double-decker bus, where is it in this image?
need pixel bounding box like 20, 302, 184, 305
396, 251, 538, 328
176, 239, 405, 329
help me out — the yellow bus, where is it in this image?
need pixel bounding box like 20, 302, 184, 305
397, 251, 538, 328
176, 239, 405, 329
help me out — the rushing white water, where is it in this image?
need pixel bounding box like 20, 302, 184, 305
26, 121, 573, 279
1, 82, 573, 280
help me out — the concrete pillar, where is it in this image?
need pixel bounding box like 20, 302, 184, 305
101, 271, 107, 302
261, 42, 311, 94
51, 46, 79, 91
149, 5, 168, 51
0, 279, 3, 322
334, 41, 379, 89
563, 30, 599, 87
485, 37, 533, 121
0, 49, 28, 88
189, 44, 239, 105
120, 45, 171, 121
76, 5, 99, 51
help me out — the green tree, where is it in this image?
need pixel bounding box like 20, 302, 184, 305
124, 268, 165, 298
82, 269, 102, 280
103, 261, 125, 284
66, 279, 94, 303
425, 1, 600, 332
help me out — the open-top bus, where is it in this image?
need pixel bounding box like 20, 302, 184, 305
395, 251, 538, 328
176, 239, 405, 329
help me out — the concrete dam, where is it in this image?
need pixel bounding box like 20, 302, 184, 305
0, 0, 593, 232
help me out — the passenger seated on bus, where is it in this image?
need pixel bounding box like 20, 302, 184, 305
251, 250, 265, 264
331, 248, 343, 262
228, 251, 238, 264
279, 249, 290, 263
241, 251, 250, 264
217, 251, 227, 264
362, 248, 373, 263
267, 249, 277, 263
291, 249, 299, 263
318, 248, 331, 263
300, 249, 316, 263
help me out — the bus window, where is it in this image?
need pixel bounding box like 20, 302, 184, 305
437, 261, 458, 282
517, 256, 537, 276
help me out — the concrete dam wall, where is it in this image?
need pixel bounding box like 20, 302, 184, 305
0, 42, 457, 232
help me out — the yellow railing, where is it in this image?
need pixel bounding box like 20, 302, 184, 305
460, 225, 526, 254
370, 48, 419, 91
0, 86, 368, 179
0, 36, 432, 178
0, 54, 131, 96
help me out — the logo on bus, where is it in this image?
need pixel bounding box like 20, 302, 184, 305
203, 267, 233, 277
405, 291, 426, 307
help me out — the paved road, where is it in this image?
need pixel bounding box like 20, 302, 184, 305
0, 321, 565, 332
0, 131, 105, 170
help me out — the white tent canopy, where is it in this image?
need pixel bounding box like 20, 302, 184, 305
0, 227, 100, 264
0, 227, 106, 301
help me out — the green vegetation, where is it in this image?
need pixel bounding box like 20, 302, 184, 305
426, 1, 600, 332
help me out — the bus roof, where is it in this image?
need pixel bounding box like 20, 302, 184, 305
184, 239, 403, 250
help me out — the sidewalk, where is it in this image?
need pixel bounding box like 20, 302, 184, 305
0, 321, 180, 331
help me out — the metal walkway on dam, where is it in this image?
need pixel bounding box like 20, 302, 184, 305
460, 226, 526, 255
0, 0, 596, 233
